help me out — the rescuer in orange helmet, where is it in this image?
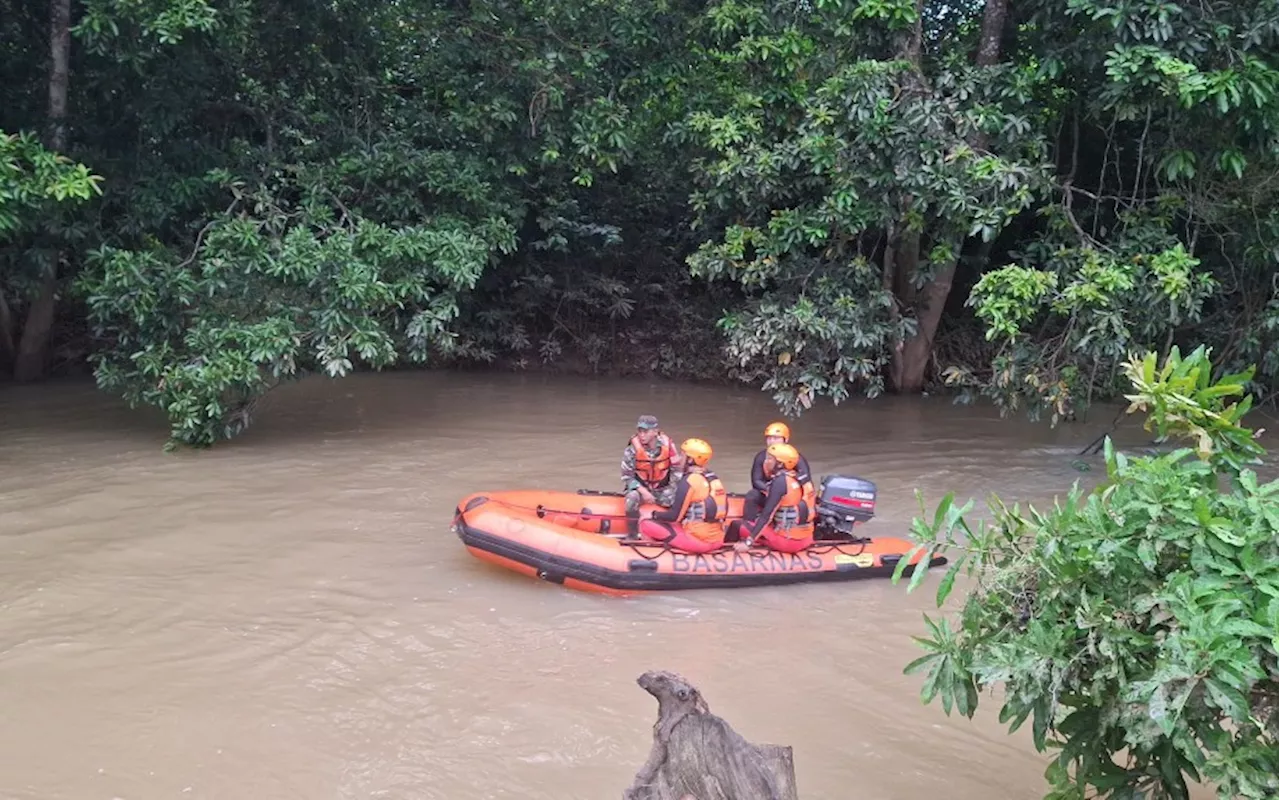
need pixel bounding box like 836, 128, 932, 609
727, 442, 815, 553
636, 438, 728, 553
743, 420, 813, 521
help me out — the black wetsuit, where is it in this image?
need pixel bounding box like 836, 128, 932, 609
727, 470, 807, 543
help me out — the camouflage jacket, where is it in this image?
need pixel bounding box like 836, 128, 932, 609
621, 437, 682, 491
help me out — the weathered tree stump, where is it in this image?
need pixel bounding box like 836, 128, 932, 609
623, 670, 799, 800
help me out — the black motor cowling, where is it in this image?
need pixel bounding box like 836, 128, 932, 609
813, 474, 877, 537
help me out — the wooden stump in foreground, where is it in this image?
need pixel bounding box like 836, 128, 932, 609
622, 670, 799, 800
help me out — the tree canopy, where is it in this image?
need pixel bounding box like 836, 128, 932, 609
1, 0, 1275, 446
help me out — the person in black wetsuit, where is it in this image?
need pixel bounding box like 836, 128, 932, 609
726, 443, 816, 553
744, 421, 813, 520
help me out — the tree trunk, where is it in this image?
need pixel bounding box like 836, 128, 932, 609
12, 274, 58, 382
0, 287, 16, 371
888, 0, 1008, 394
623, 671, 799, 800
887, 217, 924, 392
14, 0, 71, 383
975, 0, 1009, 68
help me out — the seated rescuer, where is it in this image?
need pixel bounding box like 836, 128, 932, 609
620, 414, 683, 535
637, 438, 728, 553
728, 443, 816, 554
745, 422, 813, 520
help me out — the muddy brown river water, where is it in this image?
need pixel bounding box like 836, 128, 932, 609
1, 371, 1270, 799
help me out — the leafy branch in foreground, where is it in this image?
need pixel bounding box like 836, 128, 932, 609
893, 345, 1278, 800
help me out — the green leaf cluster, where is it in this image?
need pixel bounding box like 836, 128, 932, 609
678, 0, 1051, 404
0, 130, 103, 238
896, 346, 1279, 799
938, 0, 1278, 420
77, 174, 513, 447
955, 242, 1218, 425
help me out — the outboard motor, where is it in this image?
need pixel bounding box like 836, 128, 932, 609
813, 475, 877, 539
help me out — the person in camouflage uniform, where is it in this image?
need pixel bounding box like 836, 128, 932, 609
621, 414, 683, 534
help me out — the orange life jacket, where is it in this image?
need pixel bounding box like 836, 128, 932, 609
676, 470, 727, 543
771, 472, 815, 540
705, 470, 729, 519
629, 432, 676, 487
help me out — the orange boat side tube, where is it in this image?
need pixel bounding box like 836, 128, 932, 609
451, 490, 945, 595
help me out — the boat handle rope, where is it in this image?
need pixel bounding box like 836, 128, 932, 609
577, 487, 749, 500
532, 504, 632, 520
498, 500, 870, 559
527, 503, 751, 524
622, 541, 670, 560
806, 539, 870, 557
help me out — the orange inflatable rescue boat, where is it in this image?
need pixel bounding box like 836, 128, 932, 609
450, 474, 946, 595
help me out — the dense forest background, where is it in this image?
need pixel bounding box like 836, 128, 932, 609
2, 0, 1276, 446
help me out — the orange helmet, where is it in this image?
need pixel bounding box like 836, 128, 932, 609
764, 421, 791, 440
766, 442, 800, 470
680, 437, 713, 467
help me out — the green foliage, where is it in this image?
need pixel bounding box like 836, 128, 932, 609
3, 0, 697, 432
0, 131, 104, 366
0, 129, 104, 297
0, 130, 103, 235
74, 0, 221, 52
714, 259, 905, 414
680, 0, 1050, 404
953, 241, 1217, 424
894, 346, 1279, 799
1122, 346, 1267, 480
0, 0, 1276, 443
78, 175, 514, 447
938, 0, 1279, 419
